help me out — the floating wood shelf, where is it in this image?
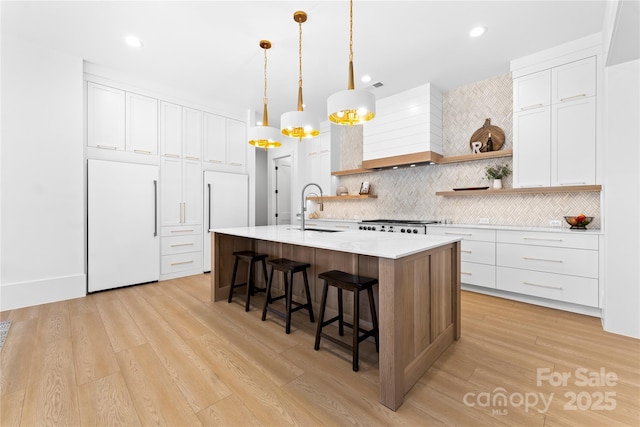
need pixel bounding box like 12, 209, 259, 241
306, 195, 377, 201
436, 184, 602, 197
437, 149, 513, 164
331, 168, 374, 176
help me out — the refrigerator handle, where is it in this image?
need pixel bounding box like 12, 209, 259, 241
153, 180, 158, 237
208, 183, 212, 232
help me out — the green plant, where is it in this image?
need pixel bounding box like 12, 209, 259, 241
485, 163, 512, 180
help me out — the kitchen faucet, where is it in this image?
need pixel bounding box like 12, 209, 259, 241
300, 183, 324, 231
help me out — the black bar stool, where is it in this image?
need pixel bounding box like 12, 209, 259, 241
261, 258, 314, 334
314, 270, 379, 372
228, 251, 268, 312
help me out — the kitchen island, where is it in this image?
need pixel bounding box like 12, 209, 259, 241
210, 225, 461, 410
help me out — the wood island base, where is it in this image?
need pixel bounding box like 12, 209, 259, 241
211, 231, 461, 411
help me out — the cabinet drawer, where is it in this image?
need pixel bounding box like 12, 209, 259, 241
161, 225, 202, 237
461, 262, 496, 289
461, 240, 495, 264
497, 243, 598, 278
161, 252, 202, 274
497, 230, 598, 250
428, 227, 496, 242
161, 234, 202, 255
497, 266, 598, 307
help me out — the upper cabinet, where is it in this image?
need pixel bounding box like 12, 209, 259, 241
160, 101, 183, 157
362, 83, 442, 169
512, 54, 599, 188
87, 82, 126, 151
183, 107, 203, 161
126, 92, 158, 155
203, 112, 246, 169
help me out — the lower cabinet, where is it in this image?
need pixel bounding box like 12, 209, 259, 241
160, 225, 203, 280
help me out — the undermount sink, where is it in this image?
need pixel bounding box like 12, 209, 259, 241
287, 227, 343, 233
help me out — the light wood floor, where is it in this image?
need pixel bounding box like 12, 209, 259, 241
1, 274, 638, 426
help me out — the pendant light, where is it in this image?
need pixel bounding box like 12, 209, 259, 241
327, 0, 375, 126
281, 11, 320, 140
248, 40, 282, 149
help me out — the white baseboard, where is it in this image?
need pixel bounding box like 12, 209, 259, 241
0, 274, 86, 311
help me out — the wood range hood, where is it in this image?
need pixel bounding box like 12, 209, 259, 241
361, 151, 443, 170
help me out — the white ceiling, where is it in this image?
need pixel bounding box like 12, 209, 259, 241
2, 1, 607, 126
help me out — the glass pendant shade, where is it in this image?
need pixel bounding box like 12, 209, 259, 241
327, 0, 375, 126
280, 11, 319, 140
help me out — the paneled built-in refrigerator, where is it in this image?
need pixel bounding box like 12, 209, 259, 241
203, 171, 248, 272
88, 159, 160, 292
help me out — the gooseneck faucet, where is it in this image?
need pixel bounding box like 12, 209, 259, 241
301, 183, 324, 231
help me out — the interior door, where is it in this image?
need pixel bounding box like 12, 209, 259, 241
88, 159, 159, 292
203, 171, 249, 272
274, 156, 292, 225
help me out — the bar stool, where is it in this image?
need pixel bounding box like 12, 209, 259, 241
261, 258, 314, 334
314, 270, 379, 372
228, 251, 268, 312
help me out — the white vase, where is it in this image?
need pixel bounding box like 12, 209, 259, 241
493, 178, 503, 189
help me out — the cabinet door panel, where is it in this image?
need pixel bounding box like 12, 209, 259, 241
227, 119, 246, 167
88, 82, 125, 150
513, 107, 551, 187
551, 97, 596, 186
513, 70, 551, 111
161, 157, 182, 226
552, 56, 596, 104
126, 93, 158, 155
203, 112, 226, 163
182, 159, 202, 225
183, 107, 202, 160
160, 102, 183, 157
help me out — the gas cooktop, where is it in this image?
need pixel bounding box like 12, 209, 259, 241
357, 219, 440, 234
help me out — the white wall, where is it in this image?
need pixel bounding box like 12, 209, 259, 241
602, 58, 640, 338
1, 36, 86, 309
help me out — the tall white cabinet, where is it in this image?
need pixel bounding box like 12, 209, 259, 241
512, 41, 600, 188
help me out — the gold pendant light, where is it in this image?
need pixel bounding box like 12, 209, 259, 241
327, 0, 375, 126
248, 40, 282, 149
280, 11, 320, 141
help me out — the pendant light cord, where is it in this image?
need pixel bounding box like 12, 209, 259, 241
349, 0, 353, 63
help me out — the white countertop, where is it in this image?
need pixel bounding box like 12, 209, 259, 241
210, 225, 461, 259
427, 223, 603, 235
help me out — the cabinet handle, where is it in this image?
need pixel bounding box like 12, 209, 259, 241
319, 150, 330, 154
208, 183, 212, 231
334, 225, 350, 229
134, 149, 152, 154
185, 156, 200, 160
523, 237, 563, 242
445, 232, 473, 236
171, 229, 194, 233
461, 250, 472, 253
520, 103, 544, 111
523, 281, 562, 290
461, 272, 472, 276
164, 153, 180, 158
208, 160, 222, 164
523, 256, 563, 263
171, 260, 194, 266
308, 152, 318, 156
153, 180, 158, 237
171, 242, 194, 247
230, 162, 242, 166
97, 144, 118, 150
560, 94, 587, 102
558, 181, 586, 186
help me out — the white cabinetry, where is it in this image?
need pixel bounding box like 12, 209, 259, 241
363, 83, 442, 165
160, 101, 183, 157
428, 226, 496, 289
160, 157, 202, 226
203, 113, 246, 169
496, 230, 599, 308
183, 107, 202, 160
87, 82, 125, 151
126, 92, 158, 155
304, 122, 332, 192
160, 225, 203, 279
512, 55, 598, 188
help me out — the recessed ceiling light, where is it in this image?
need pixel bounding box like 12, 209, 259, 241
124, 35, 143, 48
361, 75, 371, 83
469, 26, 487, 38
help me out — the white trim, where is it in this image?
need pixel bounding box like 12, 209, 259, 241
0, 275, 86, 311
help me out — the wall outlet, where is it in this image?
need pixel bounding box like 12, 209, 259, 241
549, 219, 562, 227
479, 218, 490, 224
